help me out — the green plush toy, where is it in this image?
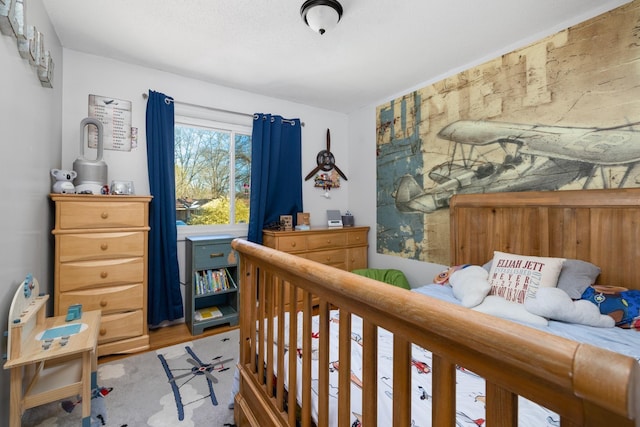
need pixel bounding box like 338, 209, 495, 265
351, 268, 411, 290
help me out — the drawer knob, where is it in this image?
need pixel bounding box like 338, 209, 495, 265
100, 271, 108, 279
100, 243, 108, 250
99, 328, 107, 336
290, 242, 297, 248
100, 300, 107, 307
210, 252, 224, 258
101, 212, 109, 219
326, 239, 331, 244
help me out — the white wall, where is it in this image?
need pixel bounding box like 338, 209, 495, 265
61, 50, 351, 225
0, 1, 63, 423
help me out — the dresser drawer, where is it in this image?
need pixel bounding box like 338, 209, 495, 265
347, 229, 368, 246
306, 249, 347, 269
58, 257, 144, 291
307, 233, 347, 250
193, 242, 237, 269
57, 201, 147, 229
98, 310, 144, 344
58, 283, 143, 314
347, 247, 368, 271
58, 232, 145, 262
272, 235, 307, 253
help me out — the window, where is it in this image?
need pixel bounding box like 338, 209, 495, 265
174, 115, 251, 230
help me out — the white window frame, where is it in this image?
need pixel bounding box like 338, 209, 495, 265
174, 107, 252, 241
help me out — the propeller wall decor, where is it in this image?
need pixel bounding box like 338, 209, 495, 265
305, 129, 348, 181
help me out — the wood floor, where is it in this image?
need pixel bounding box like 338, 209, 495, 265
98, 322, 238, 364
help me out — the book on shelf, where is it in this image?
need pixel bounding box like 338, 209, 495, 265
194, 306, 223, 321
194, 268, 233, 295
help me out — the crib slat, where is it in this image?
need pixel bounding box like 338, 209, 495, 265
247, 264, 258, 374
257, 268, 267, 381
392, 336, 411, 426
287, 285, 298, 427
362, 319, 378, 426
265, 274, 275, 397
486, 381, 517, 427
275, 280, 286, 411
301, 291, 313, 427
338, 310, 352, 426
317, 301, 330, 427
241, 262, 256, 373
432, 354, 456, 425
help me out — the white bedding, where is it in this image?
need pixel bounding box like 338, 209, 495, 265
417, 284, 640, 362
260, 284, 640, 426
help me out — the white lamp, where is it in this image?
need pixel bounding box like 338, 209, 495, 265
300, 0, 343, 35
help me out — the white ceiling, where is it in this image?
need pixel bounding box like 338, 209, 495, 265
42, 0, 629, 113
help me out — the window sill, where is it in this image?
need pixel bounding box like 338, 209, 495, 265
176, 224, 248, 242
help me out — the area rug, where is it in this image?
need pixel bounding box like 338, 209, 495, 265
21, 328, 239, 427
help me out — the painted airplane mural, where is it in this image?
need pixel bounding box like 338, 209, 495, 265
394, 120, 640, 214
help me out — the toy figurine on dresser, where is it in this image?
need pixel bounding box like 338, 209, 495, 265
50, 169, 77, 194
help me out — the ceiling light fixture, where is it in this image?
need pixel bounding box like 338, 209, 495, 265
300, 0, 343, 35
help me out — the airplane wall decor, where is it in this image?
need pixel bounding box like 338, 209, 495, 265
394, 120, 640, 214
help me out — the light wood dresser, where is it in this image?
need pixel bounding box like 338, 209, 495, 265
50, 194, 152, 357
262, 226, 369, 271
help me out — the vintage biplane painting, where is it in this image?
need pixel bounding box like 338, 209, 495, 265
376, 0, 640, 265
394, 120, 640, 214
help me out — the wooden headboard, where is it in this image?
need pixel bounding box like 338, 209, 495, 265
449, 188, 640, 291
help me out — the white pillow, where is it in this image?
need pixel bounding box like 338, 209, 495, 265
525, 287, 614, 327
488, 251, 565, 304
449, 266, 490, 308
473, 295, 548, 326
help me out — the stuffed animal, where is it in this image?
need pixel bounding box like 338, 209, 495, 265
448, 265, 615, 328
448, 265, 490, 307
433, 264, 471, 285
525, 287, 614, 328
581, 285, 640, 329
51, 169, 77, 194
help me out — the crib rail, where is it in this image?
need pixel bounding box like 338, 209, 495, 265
231, 238, 638, 427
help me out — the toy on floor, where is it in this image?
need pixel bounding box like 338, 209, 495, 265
62, 386, 112, 427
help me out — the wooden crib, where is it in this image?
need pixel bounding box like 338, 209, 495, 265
232, 188, 640, 427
